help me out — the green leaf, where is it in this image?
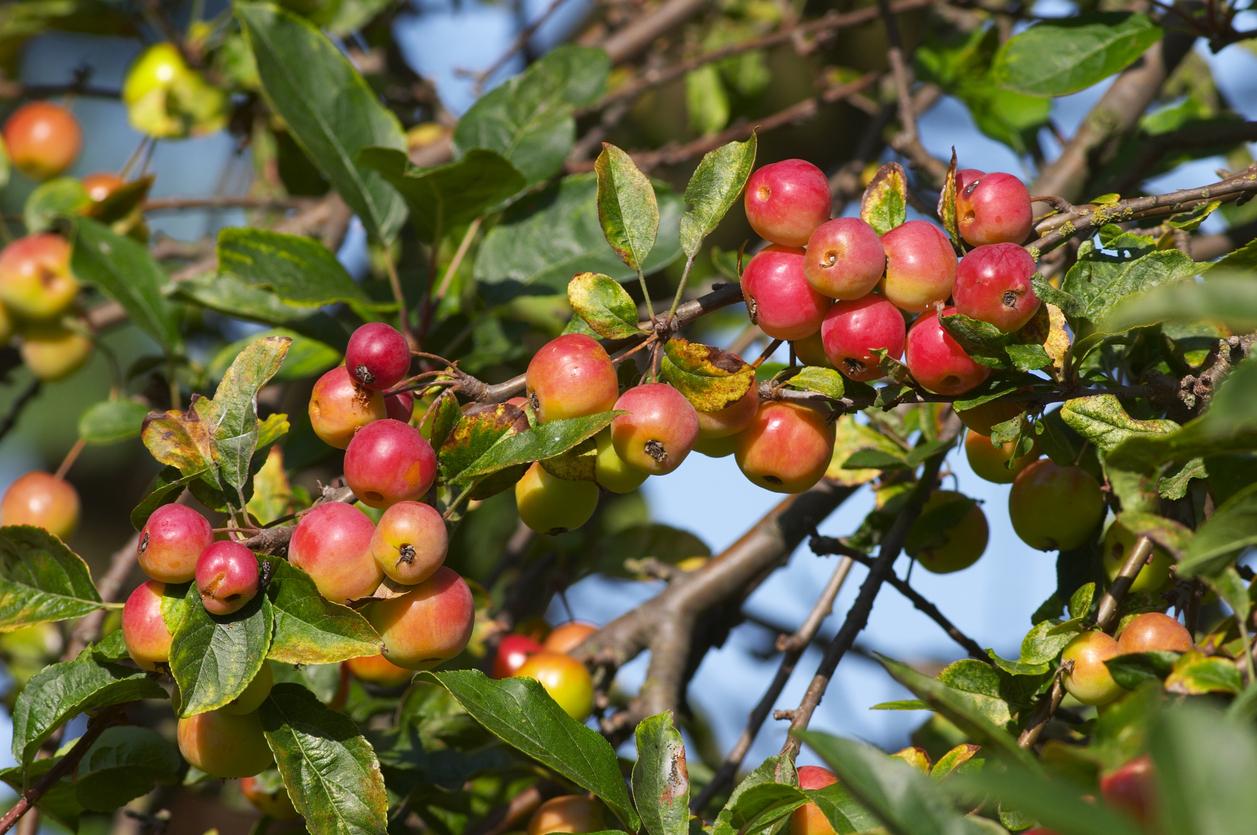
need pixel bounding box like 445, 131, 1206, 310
595, 143, 660, 273
1097, 269, 1257, 336
78, 398, 149, 445
784, 366, 845, 400
713, 756, 797, 835
74, 726, 180, 811
1059, 394, 1178, 454
1020, 618, 1084, 666
1148, 703, 1257, 835
1165, 651, 1242, 695
71, 217, 179, 351
1057, 245, 1197, 332
438, 403, 530, 491
568, 272, 644, 340
0, 527, 103, 632
211, 328, 339, 383
130, 468, 206, 530
992, 13, 1163, 97
201, 335, 292, 494
679, 134, 757, 258
940, 312, 1049, 370
422, 669, 640, 831
632, 712, 689, 835
267, 561, 380, 664
714, 783, 806, 834
170, 583, 274, 716
1104, 651, 1178, 691
217, 227, 380, 316
247, 447, 292, 526
174, 273, 324, 325
860, 163, 908, 235
452, 412, 618, 484
807, 782, 882, 833
685, 64, 730, 136
260, 683, 389, 835
595, 523, 710, 579
25, 177, 89, 232
0, 755, 81, 829
660, 337, 755, 413
236, 2, 407, 241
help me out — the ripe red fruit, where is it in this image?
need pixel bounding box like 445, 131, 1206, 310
308, 366, 386, 449
138, 503, 213, 583
1099, 755, 1154, 825
239, 774, 298, 820
955, 171, 1033, 246
610, 383, 699, 475
695, 384, 759, 440
543, 621, 598, 654
492, 634, 543, 678
735, 402, 836, 493
0, 234, 80, 320
289, 502, 382, 602
742, 245, 831, 340
0, 471, 80, 540
343, 418, 437, 507
905, 491, 989, 574
1117, 612, 1191, 654
81, 172, 125, 203
879, 221, 956, 313
384, 390, 414, 422
195, 541, 260, 616
527, 795, 608, 835
515, 651, 595, 720
525, 334, 619, 423
3, 101, 82, 180
122, 580, 175, 671
1061, 630, 1122, 705
819, 295, 905, 382
346, 653, 413, 687
1009, 460, 1105, 551
803, 217, 886, 300
954, 243, 1041, 332
369, 500, 447, 585
744, 159, 830, 247
791, 765, 838, 835
365, 566, 475, 670
904, 308, 990, 395
345, 322, 410, 391
177, 710, 272, 779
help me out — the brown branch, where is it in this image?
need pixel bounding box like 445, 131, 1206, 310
877, 0, 947, 186
472, 0, 575, 93
141, 195, 312, 213
592, 0, 710, 65
1109, 120, 1257, 194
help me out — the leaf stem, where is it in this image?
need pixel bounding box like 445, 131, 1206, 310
666, 253, 697, 321
382, 249, 413, 345
636, 267, 655, 321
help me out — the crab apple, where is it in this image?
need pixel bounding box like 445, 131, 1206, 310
0, 234, 79, 320
741, 245, 831, 340
2, 101, 81, 180
790, 765, 838, 835
528, 795, 608, 835
695, 384, 759, 440
222, 663, 274, 715
515, 462, 599, 534
492, 634, 543, 678
956, 395, 1023, 436
369, 500, 447, 585
239, 775, 297, 820
1099, 755, 1154, 825
744, 159, 831, 247
904, 308, 990, 395
1009, 460, 1105, 551
289, 502, 381, 603
1061, 630, 1123, 706
526, 334, 619, 423
177, 709, 272, 779
735, 402, 836, 494
515, 651, 595, 721
81, 172, 125, 203
965, 432, 1037, 484
1, 471, 80, 539
955, 171, 1033, 246
345, 322, 410, 391
543, 621, 598, 654
385, 390, 414, 422
365, 566, 474, 670
122, 580, 174, 671
344, 418, 437, 508
906, 491, 989, 574
694, 433, 738, 458
791, 331, 832, 367
611, 383, 699, 476
20, 322, 92, 381
594, 431, 648, 494
346, 653, 413, 687
819, 294, 905, 382
137, 503, 213, 583
195, 541, 260, 616
954, 243, 1041, 332
803, 217, 886, 300
1101, 519, 1173, 595
879, 221, 957, 313
1117, 613, 1191, 654
308, 366, 387, 449
123, 43, 228, 139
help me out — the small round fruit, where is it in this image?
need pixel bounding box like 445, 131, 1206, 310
694, 384, 759, 440
965, 432, 1037, 484
954, 243, 1041, 332
515, 462, 599, 534
543, 621, 598, 655
177, 709, 272, 779
222, 663, 274, 715
880, 221, 957, 313
593, 431, 648, 494
345, 322, 410, 391
195, 541, 260, 616
365, 566, 474, 670
525, 334, 619, 423
369, 500, 447, 585
1101, 520, 1173, 595
515, 651, 595, 721
803, 217, 885, 300
744, 159, 831, 247
123, 43, 228, 139
1099, 755, 1154, 825
694, 434, 738, 458
240, 774, 297, 820
0, 234, 79, 320
956, 171, 1033, 246
956, 396, 1023, 436
610, 383, 699, 476
1009, 460, 1105, 551
82, 172, 125, 203
346, 654, 413, 687
905, 491, 989, 574
20, 322, 92, 381
1061, 630, 1123, 705
528, 795, 608, 835
790, 765, 838, 835
308, 366, 386, 449
289, 502, 382, 603
791, 331, 831, 367
385, 391, 414, 422
735, 402, 836, 493
122, 580, 174, 671
819, 294, 905, 382
904, 307, 990, 396
492, 633, 543, 678
344, 418, 437, 508
741, 245, 832, 340
1117, 613, 1191, 654
1, 471, 80, 539
138, 503, 213, 583
2, 102, 81, 179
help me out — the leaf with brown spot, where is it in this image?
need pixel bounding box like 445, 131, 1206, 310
439, 403, 530, 497
140, 398, 218, 487
632, 712, 689, 835
540, 437, 598, 482
861, 162, 908, 235
567, 271, 644, 340
660, 337, 754, 413
937, 148, 960, 248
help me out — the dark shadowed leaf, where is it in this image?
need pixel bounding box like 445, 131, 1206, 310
1148, 703, 1257, 835
217, 227, 380, 315
78, 399, 149, 445
74, 726, 180, 811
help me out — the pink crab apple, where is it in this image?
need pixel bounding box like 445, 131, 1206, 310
1061, 630, 1123, 705
1009, 460, 1105, 551
954, 243, 1041, 332
346, 653, 414, 687
879, 220, 957, 313
736, 402, 836, 493
1117, 612, 1192, 654
744, 159, 831, 247
308, 366, 387, 449
195, 541, 260, 616
0, 471, 80, 539
177, 709, 273, 779
365, 566, 475, 670
610, 383, 699, 475
525, 334, 620, 422
385, 390, 414, 422
369, 500, 447, 585
956, 170, 1033, 246
695, 384, 759, 440
3, 101, 82, 180
803, 217, 886, 300
491, 633, 543, 678
137, 503, 213, 583
288, 502, 382, 602
741, 245, 832, 340
122, 580, 175, 671
790, 765, 838, 835
528, 795, 608, 835
0, 234, 80, 320
20, 322, 92, 382
345, 322, 410, 391
1100, 755, 1155, 825
343, 418, 437, 507
239, 774, 298, 820
904, 307, 990, 395
819, 294, 905, 382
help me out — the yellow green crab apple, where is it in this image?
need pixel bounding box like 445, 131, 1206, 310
1009, 460, 1106, 551
195, 541, 260, 616
791, 331, 832, 368
1099, 755, 1155, 826
345, 322, 411, 391
307, 365, 387, 449
736, 402, 836, 493
803, 217, 886, 300
611, 383, 699, 476
694, 433, 739, 458
19, 321, 92, 382
956, 395, 1023, 436
525, 334, 620, 422
965, 431, 1038, 484
176, 708, 273, 779
2, 101, 81, 180
288, 502, 382, 603
1, 471, 80, 539
543, 621, 598, 654
904, 307, 990, 396
1101, 519, 1173, 595
593, 431, 648, 493
515, 462, 599, 534
879, 220, 956, 313
905, 491, 989, 574
1117, 612, 1192, 654
0, 234, 80, 320
1061, 630, 1123, 706
123, 43, 228, 139
527, 795, 608, 835
343, 418, 437, 508
345, 653, 414, 687
370, 500, 447, 585
744, 159, 831, 247
365, 566, 475, 670
819, 294, 905, 382
137, 503, 213, 583
790, 765, 838, 835
515, 650, 595, 721
741, 245, 832, 341
222, 663, 274, 715
954, 243, 1041, 333
239, 774, 298, 820
122, 579, 175, 671
955, 169, 1033, 247
695, 384, 759, 440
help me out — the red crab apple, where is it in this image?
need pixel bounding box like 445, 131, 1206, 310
2, 101, 82, 179
343, 418, 437, 508
346, 653, 413, 687
744, 159, 831, 247
122, 580, 175, 671
528, 795, 608, 835
195, 541, 260, 616
905, 491, 989, 574
365, 566, 475, 670
965, 432, 1038, 484
790, 765, 838, 835
137, 503, 213, 583
526, 334, 619, 423
491, 633, 543, 678
879, 221, 956, 313
239, 775, 297, 820
1061, 630, 1123, 705
803, 217, 886, 300
904, 307, 990, 396
819, 294, 905, 382
288, 502, 381, 603
19, 322, 92, 381
307, 366, 386, 449
1117, 612, 1191, 654
0, 234, 80, 320
515, 651, 595, 720
1009, 460, 1105, 551
954, 243, 1041, 332
515, 462, 599, 534
177, 709, 272, 779
345, 322, 410, 391
741, 245, 831, 340
611, 383, 699, 476
1, 471, 80, 539
735, 402, 836, 493
369, 500, 447, 585
543, 621, 598, 654
1100, 755, 1154, 825
956, 171, 1033, 246
385, 390, 414, 422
